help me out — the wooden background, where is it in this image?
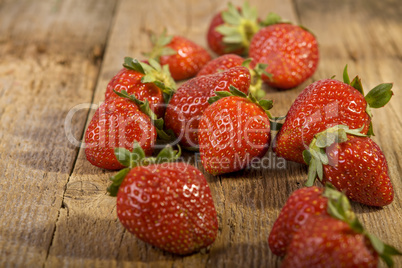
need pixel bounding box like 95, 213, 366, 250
0, 0, 401, 267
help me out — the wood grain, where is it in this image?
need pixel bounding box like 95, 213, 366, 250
0, 0, 117, 267
0, 0, 401, 267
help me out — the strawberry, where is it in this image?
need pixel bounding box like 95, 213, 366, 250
164, 66, 251, 149
144, 30, 211, 81
105, 57, 176, 118
268, 186, 328, 256
108, 144, 218, 255
281, 215, 379, 268
269, 184, 401, 267
196, 54, 271, 99
198, 86, 273, 175
206, 2, 261, 56
273, 66, 393, 164
196, 54, 245, 77
249, 15, 319, 89
85, 97, 156, 170
303, 125, 394, 207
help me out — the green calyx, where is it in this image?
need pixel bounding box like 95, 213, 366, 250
342, 65, 393, 136
215, 2, 261, 54
143, 29, 178, 60
322, 183, 402, 267
113, 89, 175, 141
303, 124, 366, 187
107, 142, 181, 196
208, 85, 274, 119
123, 57, 176, 102
242, 58, 272, 100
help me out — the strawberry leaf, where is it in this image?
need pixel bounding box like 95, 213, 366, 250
215, 91, 233, 98
302, 150, 312, 165
260, 12, 282, 27
114, 148, 132, 167
367, 122, 375, 137
143, 29, 176, 60
123, 57, 145, 74
222, 3, 242, 25
229, 85, 248, 98
366, 233, 402, 268
305, 158, 317, 186
350, 75, 364, 95
155, 144, 181, 163
365, 83, 393, 108
343, 64, 350, 85
107, 168, 130, 196
258, 99, 274, 110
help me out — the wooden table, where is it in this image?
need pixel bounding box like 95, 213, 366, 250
1, 0, 401, 267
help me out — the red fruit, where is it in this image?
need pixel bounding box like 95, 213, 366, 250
268, 186, 328, 256
273, 68, 393, 164
281, 215, 378, 268
304, 125, 394, 207
197, 54, 245, 77
198, 87, 272, 175
249, 23, 319, 89
207, 2, 260, 56
145, 31, 211, 81
105, 58, 176, 118
325, 137, 394, 206
165, 66, 251, 149
116, 162, 218, 255
85, 98, 156, 170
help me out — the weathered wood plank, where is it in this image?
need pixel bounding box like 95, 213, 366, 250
0, 0, 117, 267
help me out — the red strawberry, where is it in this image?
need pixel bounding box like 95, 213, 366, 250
196, 54, 245, 77
105, 57, 176, 118
268, 186, 328, 256
196, 54, 270, 99
85, 97, 156, 170
164, 66, 251, 149
108, 145, 218, 255
270, 184, 401, 267
303, 125, 394, 207
198, 87, 273, 175
144, 31, 211, 81
273, 67, 393, 164
207, 2, 261, 56
249, 20, 319, 89
281, 215, 379, 268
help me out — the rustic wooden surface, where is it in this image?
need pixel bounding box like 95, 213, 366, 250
0, 0, 401, 267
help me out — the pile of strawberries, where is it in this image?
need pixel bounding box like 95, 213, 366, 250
83, 2, 401, 266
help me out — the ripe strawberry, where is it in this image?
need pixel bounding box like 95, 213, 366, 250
85, 97, 156, 170
196, 54, 270, 100
270, 184, 401, 267
198, 86, 273, 175
281, 215, 379, 268
196, 54, 245, 77
105, 57, 176, 118
303, 125, 394, 207
207, 2, 261, 56
273, 66, 393, 164
164, 66, 251, 149
108, 145, 218, 255
249, 21, 319, 89
144, 30, 211, 81
268, 186, 328, 256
